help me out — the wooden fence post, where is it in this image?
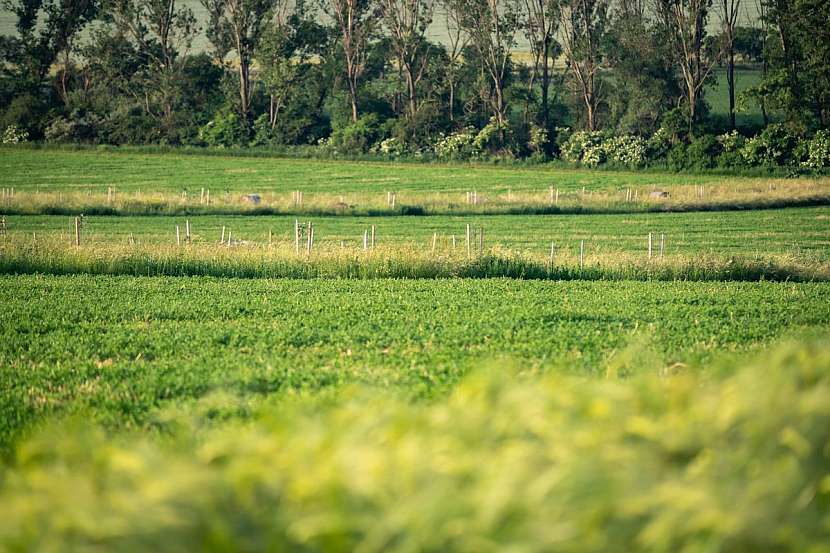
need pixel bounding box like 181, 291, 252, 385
466, 224, 471, 258
74, 217, 80, 246
579, 240, 584, 270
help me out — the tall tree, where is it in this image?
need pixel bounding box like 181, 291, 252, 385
107, 0, 198, 131
754, 0, 830, 128
715, 0, 741, 128
0, 0, 99, 99
606, 0, 680, 133
257, 1, 328, 130
377, 0, 434, 120
445, 0, 522, 131
202, 0, 277, 126
439, 0, 469, 123
559, 0, 609, 131
654, 0, 715, 134
521, 0, 561, 129
324, 0, 375, 122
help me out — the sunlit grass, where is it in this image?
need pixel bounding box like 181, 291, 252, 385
2, 175, 829, 216
1, 238, 827, 282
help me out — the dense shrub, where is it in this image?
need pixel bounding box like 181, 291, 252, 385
646, 126, 673, 160
527, 124, 549, 158
741, 123, 798, 166
667, 143, 689, 171
473, 116, 513, 155
44, 110, 105, 143
371, 136, 409, 158
326, 113, 386, 154
198, 107, 249, 148
685, 134, 722, 170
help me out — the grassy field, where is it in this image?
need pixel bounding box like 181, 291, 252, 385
6, 207, 830, 260
4, 148, 829, 218
4, 147, 818, 194
3, 274, 829, 451
1, 149, 829, 551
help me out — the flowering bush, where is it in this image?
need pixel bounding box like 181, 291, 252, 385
801, 130, 830, 170
372, 137, 408, 158
603, 134, 647, 167
433, 127, 479, 161
473, 116, 511, 154
2, 125, 29, 144
717, 130, 746, 153
560, 131, 606, 166
528, 124, 549, 154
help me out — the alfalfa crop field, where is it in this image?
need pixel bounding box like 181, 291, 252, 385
1, 146, 830, 552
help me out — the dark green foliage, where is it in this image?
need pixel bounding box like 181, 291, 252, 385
685, 135, 722, 170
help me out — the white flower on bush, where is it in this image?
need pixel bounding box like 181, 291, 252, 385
603, 135, 647, 167
528, 124, 549, 153
717, 130, 745, 153
2, 125, 29, 144
561, 131, 605, 166
802, 130, 830, 170
372, 137, 407, 157
433, 127, 479, 160
473, 116, 509, 152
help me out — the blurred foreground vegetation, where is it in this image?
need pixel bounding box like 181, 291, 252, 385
1, 338, 829, 552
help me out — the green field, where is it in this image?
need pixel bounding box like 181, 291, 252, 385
0, 147, 793, 194
1, 150, 829, 551
3, 274, 829, 451
7, 207, 830, 260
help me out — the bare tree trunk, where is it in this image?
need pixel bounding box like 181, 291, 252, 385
717, 0, 741, 129
348, 79, 359, 122
238, 56, 251, 123
727, 46, 735, 128
541, 38, 551, 127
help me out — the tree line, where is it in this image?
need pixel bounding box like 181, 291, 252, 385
0, 0, 828, 164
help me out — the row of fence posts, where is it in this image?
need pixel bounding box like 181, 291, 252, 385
60, 216, 666, 263
647, 232, 666, 259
